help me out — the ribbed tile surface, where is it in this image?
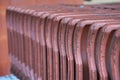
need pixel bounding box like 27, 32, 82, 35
6, 4, 120, 80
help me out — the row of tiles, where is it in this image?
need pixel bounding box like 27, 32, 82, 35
6, 5, 120, 80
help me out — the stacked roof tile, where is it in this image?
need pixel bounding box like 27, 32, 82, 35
6, 4, 120, 80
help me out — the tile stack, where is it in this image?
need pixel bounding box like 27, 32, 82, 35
6, 4, 120, 80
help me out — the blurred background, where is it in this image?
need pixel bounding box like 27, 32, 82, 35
85, 0, 120, 4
